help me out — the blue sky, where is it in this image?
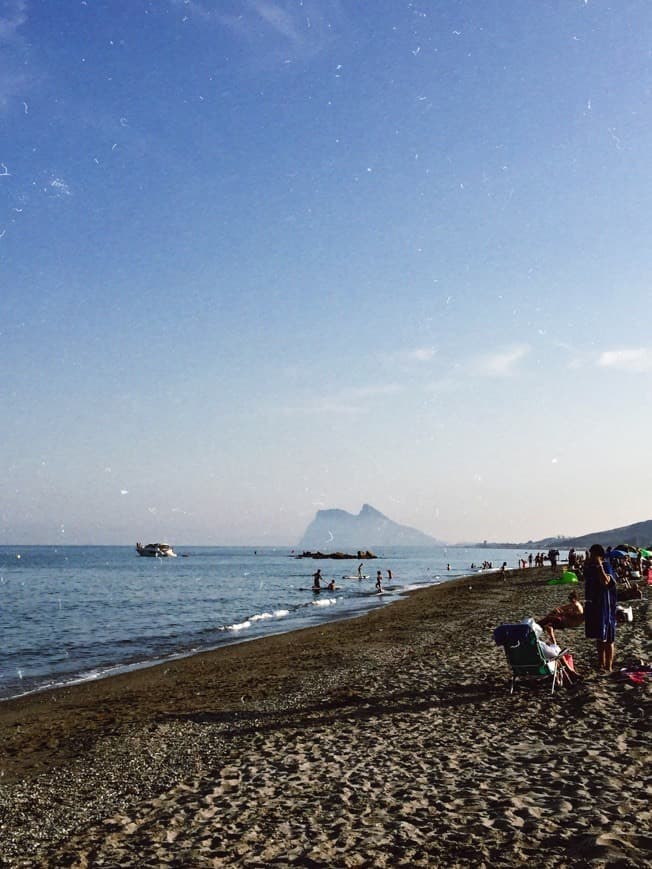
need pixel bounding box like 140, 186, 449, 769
2, 0, 652, 545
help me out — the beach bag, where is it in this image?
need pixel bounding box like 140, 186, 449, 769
616, 605, 633, 624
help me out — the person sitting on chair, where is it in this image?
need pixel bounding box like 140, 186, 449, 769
536, 623, 579, 679
539, 591, 584, 634
523, 618, 579, 679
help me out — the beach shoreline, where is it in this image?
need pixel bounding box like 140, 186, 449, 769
0, 543, 496, 703
1, 567, 650, 866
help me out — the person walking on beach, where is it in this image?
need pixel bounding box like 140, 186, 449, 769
584, 544, 617, 672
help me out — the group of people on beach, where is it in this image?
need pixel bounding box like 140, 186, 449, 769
493, 552, 561, 570
532, 543, 622, 673
311, 541, 634, 674
573, 543, 649, 671
498, 540, 643, 678
600, 548, 646, 588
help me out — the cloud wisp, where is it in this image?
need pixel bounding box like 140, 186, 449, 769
281, 383, 402, 416
424, 345, 531, 394
400, 346, 437, 363
172, 0, 341, 62
250, 0, 302, 44
598, 348, 652, 373
473, 345, 531, 378
380, 346, 439, 375
0, 1, 30, 110
0, 0, 27, 42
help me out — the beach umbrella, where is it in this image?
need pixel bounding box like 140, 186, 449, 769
615, 543, 638, 552
639, 548, 652, 558
609, 549, 628, 559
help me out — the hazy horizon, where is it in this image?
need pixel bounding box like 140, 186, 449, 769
3, 3, 652, 547
1, 501, 646, 549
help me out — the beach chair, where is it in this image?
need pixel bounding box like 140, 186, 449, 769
493, 623, 572, 695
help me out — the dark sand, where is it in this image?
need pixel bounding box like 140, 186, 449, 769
1, 568, 650, 867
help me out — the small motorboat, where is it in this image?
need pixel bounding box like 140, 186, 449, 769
136, 542, 177, 558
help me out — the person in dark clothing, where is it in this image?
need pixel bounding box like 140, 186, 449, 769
584, 544, 617, 671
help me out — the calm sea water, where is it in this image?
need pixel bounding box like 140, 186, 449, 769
0, 545, 530, 700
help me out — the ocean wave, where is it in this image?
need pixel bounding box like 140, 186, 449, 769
227, 607, 291, 631
226, 620, 252, 631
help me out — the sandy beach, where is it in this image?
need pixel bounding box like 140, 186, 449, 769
1, 566, 650, 867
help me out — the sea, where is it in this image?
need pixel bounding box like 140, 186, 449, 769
0, 544, 535, 701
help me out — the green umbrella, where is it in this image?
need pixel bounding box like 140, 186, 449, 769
639, 548, 652, 558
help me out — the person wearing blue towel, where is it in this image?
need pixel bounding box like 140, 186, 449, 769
584, 544, 617, 672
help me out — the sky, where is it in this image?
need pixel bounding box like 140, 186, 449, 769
2, 0, 652, 546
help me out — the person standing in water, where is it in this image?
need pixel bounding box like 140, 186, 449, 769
312, 569, 322, 590
375, 570, 383, 592
357, 562, 364, 579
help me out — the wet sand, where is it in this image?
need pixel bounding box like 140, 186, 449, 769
1, 567, 650, 867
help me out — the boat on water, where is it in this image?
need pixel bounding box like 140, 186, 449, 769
136, 542, 177, 558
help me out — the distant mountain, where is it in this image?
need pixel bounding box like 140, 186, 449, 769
298, 504, 443, 550
534, 519, 652, 550
458, 518, 652, 550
